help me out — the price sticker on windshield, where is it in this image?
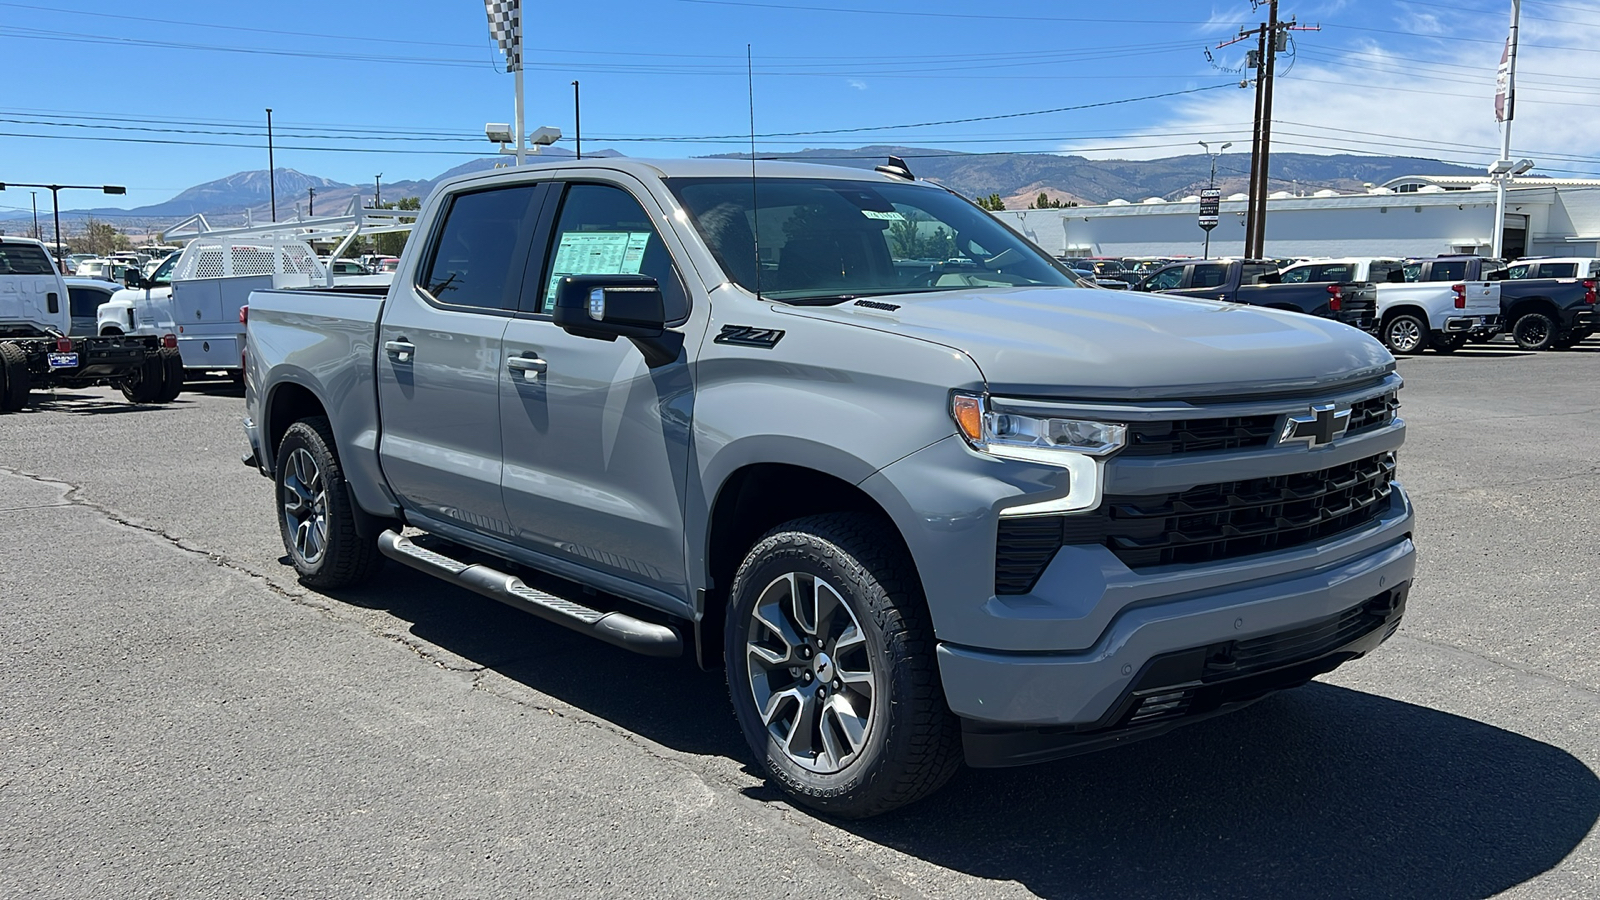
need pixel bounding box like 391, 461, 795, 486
861, 210, 906, 222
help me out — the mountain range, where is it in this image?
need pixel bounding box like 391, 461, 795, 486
0, 147, 1486, 236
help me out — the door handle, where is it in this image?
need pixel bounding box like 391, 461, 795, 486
385, 339, 415, 362
507, 355, 549, 379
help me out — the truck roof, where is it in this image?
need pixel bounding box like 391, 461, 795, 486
437, 157, 916, 195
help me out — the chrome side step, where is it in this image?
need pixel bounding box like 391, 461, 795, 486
377, 530, 682, 658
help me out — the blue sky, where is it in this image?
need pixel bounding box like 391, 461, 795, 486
1, 0, 1596, 214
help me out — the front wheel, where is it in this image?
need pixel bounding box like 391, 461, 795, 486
153, 348, 184, 403
274, 417, 383, 588
117, 354, 166, 403
1512, 312, 1558, 351
725, 513, 961, 818
1381, 314, 1428, 354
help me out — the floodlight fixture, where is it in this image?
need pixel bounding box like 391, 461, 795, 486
485, 123, 514, 144
1510, 159, 1535, 175
529, 126, 561, 147
1488, 159, 1515, 175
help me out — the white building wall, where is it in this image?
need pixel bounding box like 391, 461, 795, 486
996, 186, 1600, 261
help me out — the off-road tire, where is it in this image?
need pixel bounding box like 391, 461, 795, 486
725, 512, 961, 819
1430, 332, 1467, 354
1512, 312, 1558, 351
1381, 314, 1429, 355
0, 342, 32, 412
118, 353, 166, 403
274, 416, 383, 589
153, 348, 184, 403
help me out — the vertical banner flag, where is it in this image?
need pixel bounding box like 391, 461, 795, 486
485, 0, 522, 71
1494, 39, 1512, 123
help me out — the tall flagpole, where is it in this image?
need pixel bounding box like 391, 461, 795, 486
1492, 0, 1521, 259
514, 7, 526, 167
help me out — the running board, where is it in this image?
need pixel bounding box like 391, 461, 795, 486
377, 530, 682, 658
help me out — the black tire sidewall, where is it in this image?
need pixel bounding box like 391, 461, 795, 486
724, 515, 956, 817
1513, 313, 1557, 351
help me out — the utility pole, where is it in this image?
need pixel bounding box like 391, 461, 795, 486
31, 191, 39, 240
374, 174, 382, 208
1220, 2, 1316, 259
307, 186, 315, 217
265, 107, 277, 223
573, 80, 582, 160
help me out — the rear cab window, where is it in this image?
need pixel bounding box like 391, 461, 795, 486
0, 243, 57, 275
417, 184, 544, 312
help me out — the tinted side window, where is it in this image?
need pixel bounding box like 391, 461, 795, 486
1148, 266, 1184, 291
1539, 263, 1577, 278
1278, 266, 1310, 283
1191, 264, 1228, 288
68, 287, 108, 318
536, 183, 687, 320
418, 185, 541, 311
1317, 264, 1353, 282
1428, 261, 1466, 282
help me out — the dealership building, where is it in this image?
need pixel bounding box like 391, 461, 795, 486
994, 175, 1600, 261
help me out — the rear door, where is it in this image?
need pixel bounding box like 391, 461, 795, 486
375, 182, 546, 540
498, 178, 700, 605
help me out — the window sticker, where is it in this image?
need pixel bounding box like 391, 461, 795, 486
545, 231, 653, 303
861, 210, 906, 222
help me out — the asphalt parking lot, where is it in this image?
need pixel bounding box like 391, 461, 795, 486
2, 344, 1597, 900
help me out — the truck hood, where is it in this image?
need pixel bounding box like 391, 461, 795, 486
776, 286, 1394, 400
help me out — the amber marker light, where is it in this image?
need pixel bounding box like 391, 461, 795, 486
951, 393, 985, 444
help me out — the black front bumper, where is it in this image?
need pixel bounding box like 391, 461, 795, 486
962, 583, 1409, 768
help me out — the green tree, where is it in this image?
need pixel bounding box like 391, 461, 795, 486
1030, 192, 1067, 209
372, 197, 422, 257
975, 193, 1006, 211
73, 218, 130, 256
888, 211, 956, 260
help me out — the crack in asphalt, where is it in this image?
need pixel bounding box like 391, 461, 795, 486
0, 464, 488, 676
1391, 633, 1600, 701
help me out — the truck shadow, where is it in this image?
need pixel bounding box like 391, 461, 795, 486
327, 567, 1598, 900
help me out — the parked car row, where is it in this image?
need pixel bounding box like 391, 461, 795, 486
1098, 253, 1595, 354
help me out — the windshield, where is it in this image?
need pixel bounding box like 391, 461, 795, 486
666, 176, 1075, 303
149, 254, 178, 285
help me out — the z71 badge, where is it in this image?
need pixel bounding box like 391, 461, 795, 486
714, 325, 785, 348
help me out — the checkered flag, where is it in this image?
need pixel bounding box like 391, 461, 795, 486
484, 0, 521, 71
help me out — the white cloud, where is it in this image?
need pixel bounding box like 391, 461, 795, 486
1059, 8, 1600, 180
847, 79, 867, 91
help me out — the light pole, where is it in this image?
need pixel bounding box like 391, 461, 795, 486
31, 191, 39, 240
1198, 140, 1233, 260
0, 182, 127, 265
1491, 0, 1523, 259
374, 174, 382, 208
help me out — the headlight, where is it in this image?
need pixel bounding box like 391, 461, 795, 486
950, 393, 1126, 459
950, 392, 1127, 516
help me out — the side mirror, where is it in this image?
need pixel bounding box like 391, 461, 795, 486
123, 269, 145, 289
552, 274, 682, 367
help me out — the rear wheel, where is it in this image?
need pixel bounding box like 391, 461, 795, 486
153, 348, 184, 403
725, 513, 961, 818
274, 416, 383, 588
118, 353, 165, 403
1512, 312, 1558, 351
0, 342, 30, 412
1431, 332, 1467, 354
1381, 314, 1428, 354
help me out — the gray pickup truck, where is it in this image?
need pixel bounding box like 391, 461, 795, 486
243, 158, 1415, 817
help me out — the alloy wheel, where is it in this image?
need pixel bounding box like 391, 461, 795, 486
745, 571, 877, 774
281, 447, 329, 566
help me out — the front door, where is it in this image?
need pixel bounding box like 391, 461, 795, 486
499, 179, 700, 604
376, 182, 545, 540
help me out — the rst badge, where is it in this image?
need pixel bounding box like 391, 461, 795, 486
1280, 403, 1350, 447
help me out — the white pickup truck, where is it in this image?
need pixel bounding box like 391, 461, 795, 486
1276, 257, 1501, 354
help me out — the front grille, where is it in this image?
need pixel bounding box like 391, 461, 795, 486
994, 451, 1397, 592
1119, 390, 1396, 458
1122, 415, 1277, 457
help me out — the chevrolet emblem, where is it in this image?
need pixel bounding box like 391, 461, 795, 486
1280, 403, 1351, 447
